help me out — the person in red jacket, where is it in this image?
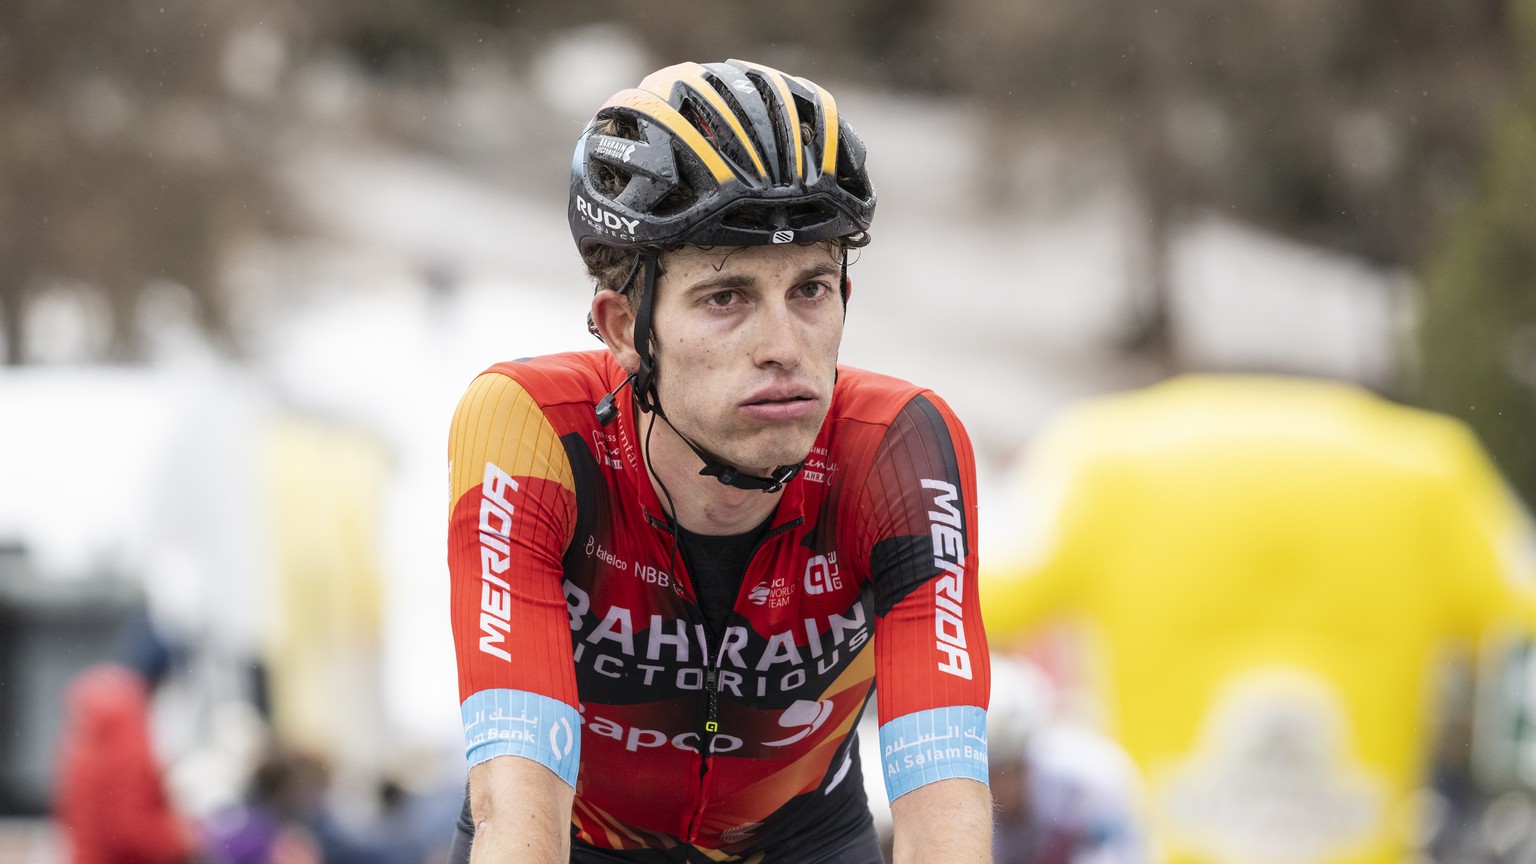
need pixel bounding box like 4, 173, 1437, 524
54, 663, 196, 864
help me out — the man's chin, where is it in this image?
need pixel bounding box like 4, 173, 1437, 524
723, 438, 818, 477
702, 417, 824, 476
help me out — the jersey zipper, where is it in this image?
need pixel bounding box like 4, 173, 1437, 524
692, 515, 805, 792
696, 516, 803, 753
645, 509, 805, 842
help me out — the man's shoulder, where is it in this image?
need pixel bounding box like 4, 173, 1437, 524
478, 350, 620, 408
830, 365, 939, 425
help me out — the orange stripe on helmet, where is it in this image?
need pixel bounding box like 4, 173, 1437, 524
737, 61, 805, 181
640, 62, 769, 181
806, 81, 839, 178
601, 88, 737, 185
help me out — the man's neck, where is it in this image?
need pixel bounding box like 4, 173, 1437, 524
639, 415, 783, 535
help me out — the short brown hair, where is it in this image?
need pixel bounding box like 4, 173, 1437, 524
581, 233, 872, 305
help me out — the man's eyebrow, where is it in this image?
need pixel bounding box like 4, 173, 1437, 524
682, 264, 841, 296
683, 273, 755, 295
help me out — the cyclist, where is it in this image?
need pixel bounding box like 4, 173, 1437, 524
446, 59, 993, 863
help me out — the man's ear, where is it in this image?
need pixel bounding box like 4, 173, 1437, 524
842, 275, 854, 304
591, 291, 640, 372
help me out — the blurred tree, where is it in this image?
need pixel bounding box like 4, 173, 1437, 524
0, 1, 282, 364
920, 0, 1514, 372
1416, 0, 1536, 504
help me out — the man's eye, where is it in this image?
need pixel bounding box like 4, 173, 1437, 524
797, 282, 831, 300
706, 291, 737, 307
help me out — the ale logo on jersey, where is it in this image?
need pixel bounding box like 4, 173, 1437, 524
804, 552, 842, 595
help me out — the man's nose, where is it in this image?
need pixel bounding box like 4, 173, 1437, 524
751, 300, 804, 369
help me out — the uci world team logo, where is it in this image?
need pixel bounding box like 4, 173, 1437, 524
804, 552, 841, 595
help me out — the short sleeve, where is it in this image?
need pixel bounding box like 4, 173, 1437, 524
448, 371, 582, 783
856, 393, 991, 799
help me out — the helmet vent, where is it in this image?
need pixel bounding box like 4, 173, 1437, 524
588, 114, 645, 198
704, 75, 750, 127
680, 93, 755, 181
744, 71, 794, 184
717, 200, 839, 233
594, 162, 631, 198
785, 200, 838, 230
792, 94, 822, 175
651, 183, 696, 218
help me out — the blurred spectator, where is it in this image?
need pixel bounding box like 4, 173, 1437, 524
988, 655, 1149, 864
54, 661, 197, 864
200, 746, 327, 864
856, 655, 1150, 864
202, 743, 455, 864
982, 375, 1536, 864
202, 741, 337, 860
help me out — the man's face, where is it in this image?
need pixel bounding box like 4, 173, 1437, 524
649, 242, 845, 476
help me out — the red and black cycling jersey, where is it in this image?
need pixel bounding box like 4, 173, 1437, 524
448, 350, 989, 860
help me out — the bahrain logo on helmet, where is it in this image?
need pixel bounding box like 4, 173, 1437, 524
771, 230, 795, 244
594, 138, 637, 164
575, 195, 639, 236
763, 699, 835, 747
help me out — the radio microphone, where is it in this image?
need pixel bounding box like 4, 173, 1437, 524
595, 373, 637, 426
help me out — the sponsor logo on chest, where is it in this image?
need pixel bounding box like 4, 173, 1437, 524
564, 578, 871, 698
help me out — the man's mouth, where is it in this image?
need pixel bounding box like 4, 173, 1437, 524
739, 389, 819, 421
741, 385, 817, 407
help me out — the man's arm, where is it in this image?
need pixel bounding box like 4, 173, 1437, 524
890, 777, 993, 864
468, 756, 575, 864
856, 393, 993, 861
449, 372, 583, 863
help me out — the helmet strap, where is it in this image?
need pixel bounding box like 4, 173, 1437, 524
631, 253, 660, 413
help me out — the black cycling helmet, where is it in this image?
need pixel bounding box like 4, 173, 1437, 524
569, 59, 876, 253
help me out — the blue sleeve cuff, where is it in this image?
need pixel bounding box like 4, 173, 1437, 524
879, 705, 989, 800
461, 689, 581, 788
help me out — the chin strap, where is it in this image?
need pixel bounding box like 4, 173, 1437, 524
682, 428, 803, 493
628, 252, 803, 494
